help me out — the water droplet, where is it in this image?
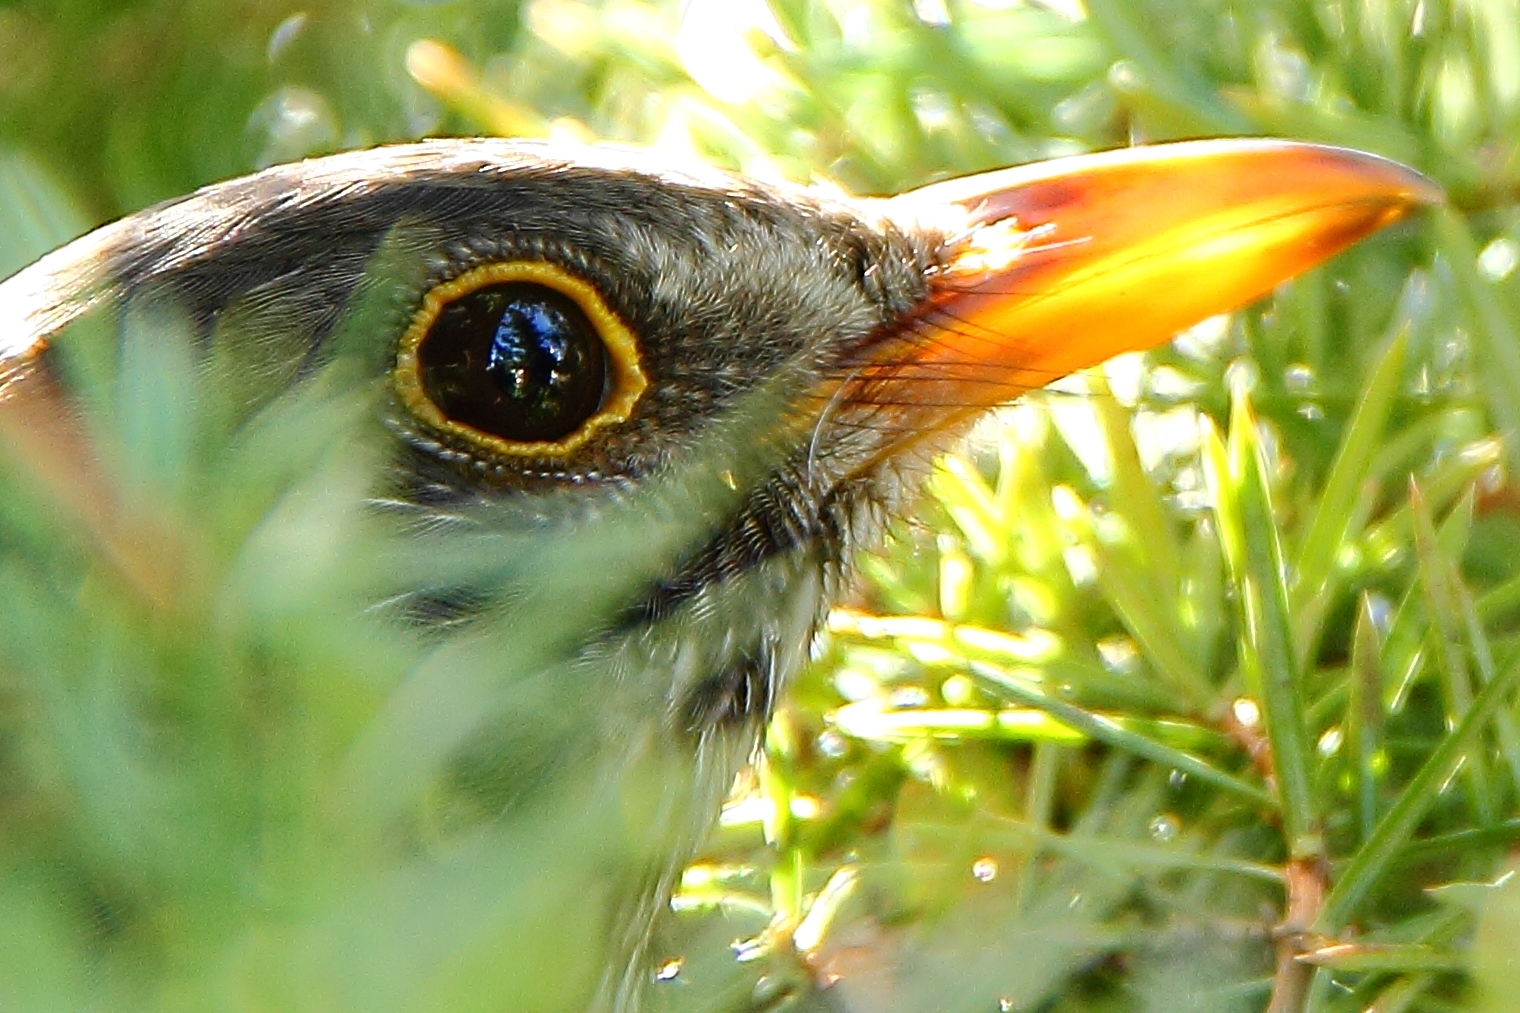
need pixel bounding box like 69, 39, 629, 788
817, 729, 848, 758
1108, 59, 1143, 91
1318, 726, 1344, 756
1225, 357, 1259, 394
1232, 698, 1261, 728
941, 674, 975, 706
751, 974, 785, 1003
1149, 813, 1179, 842
972, 856, 998, 882
1096, 636, 1140, 675
266, 11, 307, 63
1168, 769, 1188, 790
1297, 402, 1324, 422
910, 84, 955, 131
1174, 314, 1232, 361
1364, 592, 1393, 633
247, 87, 338, 168
1482, 463, 1505, 495
1283, 363, 1316, 393
653, 957, 683, 982
912, 0, 952, 27
834, 668, 878, 702
890, 686, 931, 708
998, 999, 1016, 1012
1479, 237, 1519, 282
1147, 365, 1204, 400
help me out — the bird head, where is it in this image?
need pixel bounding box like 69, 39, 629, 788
0, 138, 1435, 1011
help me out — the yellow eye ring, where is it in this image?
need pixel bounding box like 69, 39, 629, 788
394, 260, 648, 457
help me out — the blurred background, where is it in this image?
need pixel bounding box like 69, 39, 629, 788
4, 1, 1520, 1011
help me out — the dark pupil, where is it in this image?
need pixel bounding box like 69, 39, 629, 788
417, 282, 608, 443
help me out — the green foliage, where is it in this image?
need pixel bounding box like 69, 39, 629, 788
3, 1, 1520, 1012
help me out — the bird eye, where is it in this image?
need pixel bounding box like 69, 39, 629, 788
421, 283, 604, 442
395, 261, 647, 456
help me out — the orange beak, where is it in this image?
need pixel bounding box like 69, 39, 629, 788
847, 139, 1440, 435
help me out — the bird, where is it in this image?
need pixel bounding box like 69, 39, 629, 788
0, 137, 1435, 1013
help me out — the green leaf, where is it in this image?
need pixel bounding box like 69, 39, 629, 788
1293, 329, 1408, 661
971, 661, 1273, 806
1318, 639, 1520, 932
1205, 381, 1320, 857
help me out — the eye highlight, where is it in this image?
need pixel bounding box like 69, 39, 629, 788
395, 261, 647, 457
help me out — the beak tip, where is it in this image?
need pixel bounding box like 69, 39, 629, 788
1314, 142, 1444, 210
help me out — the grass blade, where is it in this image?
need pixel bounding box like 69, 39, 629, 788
1205, 381, 1320, 857
1317, 643, 1520, 932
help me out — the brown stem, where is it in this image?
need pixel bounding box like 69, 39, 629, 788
1267, 855, 1330, 1013
1219, 702, 1330, 1013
